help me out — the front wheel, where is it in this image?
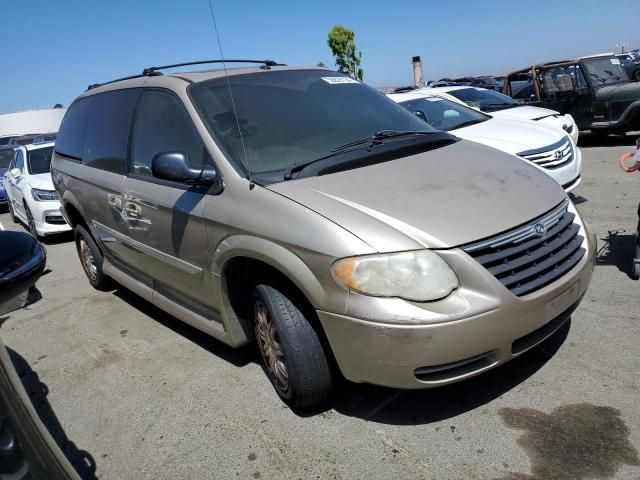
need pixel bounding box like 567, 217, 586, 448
24, 205, 39, 238
252, 284, 332, 410
633, 70, 640, 82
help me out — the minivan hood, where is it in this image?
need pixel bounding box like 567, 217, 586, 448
453, 117, 566, 155
27, 173, 54, 190
268, 140, 565, 251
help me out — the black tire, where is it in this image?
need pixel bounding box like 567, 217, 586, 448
633, 70, 640, 82
75, 225, 112, 291
24, 205, 39, 238
632, 262, 640, 281
252, 284, 332, 410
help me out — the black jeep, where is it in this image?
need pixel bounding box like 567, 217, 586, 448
503, 55, 640, 136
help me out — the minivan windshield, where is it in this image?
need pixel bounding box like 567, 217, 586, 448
447, 88, 518, 112
27, 146, 54, 174
190, 70, 437, 177
397, 96, 489, 131
582, 57, 629, 84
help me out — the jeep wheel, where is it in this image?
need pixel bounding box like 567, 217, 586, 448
75, 225, 112, 291
252, 284, 332, 410
634, 70, 640, 82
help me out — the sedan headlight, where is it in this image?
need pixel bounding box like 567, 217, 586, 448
332, 250, 458, 302
31, 188, 59, 201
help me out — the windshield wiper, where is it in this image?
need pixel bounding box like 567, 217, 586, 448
331, 130, 436, 153
451, 119, 486, 130
480, 103, 518, 111
285, 130, 436, 180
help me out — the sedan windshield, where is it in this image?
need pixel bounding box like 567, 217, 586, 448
190, 70, 436, 177
448, 88, 518, 111
583, 57, 629, 84
398, 96, 489, 131
27, 146, 53, 174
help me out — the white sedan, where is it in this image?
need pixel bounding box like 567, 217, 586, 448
426, 86, 579, 144
389, 91, 582, 192
2, 142, 71, 237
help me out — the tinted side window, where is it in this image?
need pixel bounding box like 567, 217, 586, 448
14, 150, 25, 172
55, 97, 92, 159
83, 89, 140, 174
131, 90, 209, 176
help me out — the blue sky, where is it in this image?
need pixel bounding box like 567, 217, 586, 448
1, 0, 638, 113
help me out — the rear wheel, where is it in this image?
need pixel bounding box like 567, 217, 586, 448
75, 225, 112, 291
633, 70, 640, 82
252, 284, 332, 410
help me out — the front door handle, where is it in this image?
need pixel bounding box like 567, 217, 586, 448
124, 202, 141, 218
108, 194, 123, 212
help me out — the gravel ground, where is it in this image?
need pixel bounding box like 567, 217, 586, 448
1, 133, 639, 480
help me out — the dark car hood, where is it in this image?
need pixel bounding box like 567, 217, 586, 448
268, 140, 566, 251
595, 81, 640, 102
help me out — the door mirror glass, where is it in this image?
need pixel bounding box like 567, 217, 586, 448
10, 168, 21, 179
151, 152, 218, 186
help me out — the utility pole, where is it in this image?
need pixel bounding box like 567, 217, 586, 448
616, 41, 629, 54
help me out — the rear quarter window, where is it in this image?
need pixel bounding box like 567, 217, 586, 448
55, 97, 93, 159
82, 89, 140, 174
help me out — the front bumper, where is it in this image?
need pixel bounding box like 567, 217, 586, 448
30, 201, 71, 236
318, 205, 596, 389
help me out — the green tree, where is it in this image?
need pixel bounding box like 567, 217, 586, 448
53, 103, 63, 108
316, 61, 327, 68
327, 26, 363, 81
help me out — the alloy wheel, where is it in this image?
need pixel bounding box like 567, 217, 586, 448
254, 300, 289, 392
79, 238, 98, 281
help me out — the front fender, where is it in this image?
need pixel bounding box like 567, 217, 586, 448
212, 234, 344, 313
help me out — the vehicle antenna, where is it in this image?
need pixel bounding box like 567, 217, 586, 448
207, 0, 254, 190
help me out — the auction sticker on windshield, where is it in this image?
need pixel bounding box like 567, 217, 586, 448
322, 77, 359, 84
611, 58, 621, 65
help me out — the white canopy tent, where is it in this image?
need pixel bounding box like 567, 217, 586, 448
0, 108, 66, 140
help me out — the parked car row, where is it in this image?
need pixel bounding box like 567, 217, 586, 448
503, 54, 640, 136
39, 61, 596, 410
388, 90, 582, 192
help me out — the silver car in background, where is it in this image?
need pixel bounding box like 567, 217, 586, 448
52, 63, 595, 410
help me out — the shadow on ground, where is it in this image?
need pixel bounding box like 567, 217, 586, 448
578, 133, 638, 149
113, 287, 255, 368
114, 277, 572, 424
7, 347, 98, 479
596, 229, 637, 278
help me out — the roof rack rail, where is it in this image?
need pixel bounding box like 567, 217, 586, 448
87, 59, 280, 91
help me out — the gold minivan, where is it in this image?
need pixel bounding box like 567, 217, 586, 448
52, 61, 595, 410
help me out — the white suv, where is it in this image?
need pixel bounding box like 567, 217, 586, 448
3, 142, 70, 236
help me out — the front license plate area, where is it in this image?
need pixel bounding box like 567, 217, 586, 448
545, 280, 580, 320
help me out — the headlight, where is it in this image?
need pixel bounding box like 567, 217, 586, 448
31, 188, 59, 201
332, 250, 458, 302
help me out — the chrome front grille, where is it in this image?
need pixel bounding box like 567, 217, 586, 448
462, 201, 585, 297
518, 137, 573, 170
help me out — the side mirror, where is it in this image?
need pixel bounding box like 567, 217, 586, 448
414, 110, 428, 123
10, 168, 21, 179
151, 152, 219, 187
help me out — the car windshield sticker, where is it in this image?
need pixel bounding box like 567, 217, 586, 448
321, 77, 359, 84
611, 58, 621, 65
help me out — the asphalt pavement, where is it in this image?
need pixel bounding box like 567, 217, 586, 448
1, 134, 639, 479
